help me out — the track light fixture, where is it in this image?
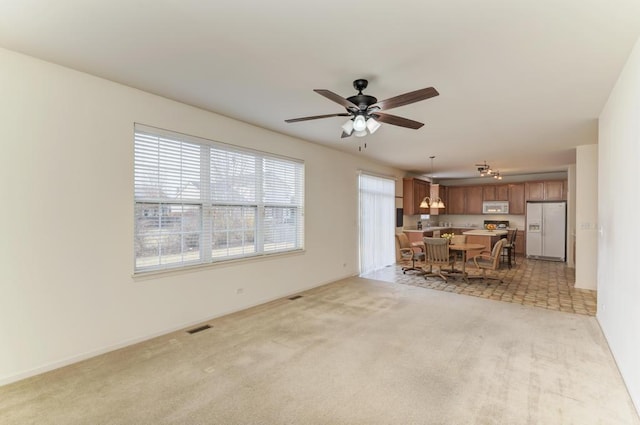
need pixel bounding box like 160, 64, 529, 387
475, 161, 499, 177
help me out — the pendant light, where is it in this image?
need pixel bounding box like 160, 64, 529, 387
419, 156, 446, 209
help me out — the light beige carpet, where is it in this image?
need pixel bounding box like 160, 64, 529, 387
1, 277, 638, 424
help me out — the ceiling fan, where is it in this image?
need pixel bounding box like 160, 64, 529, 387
285, 79, 439, 138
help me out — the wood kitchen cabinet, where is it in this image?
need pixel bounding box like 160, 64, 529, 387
416, 180, 430, 214
525, 181, 545, 201
445, 185, 483, 214
508, 183, 525, 215
402, 178, 430, 215
446, 186, 466, 214
483, 184, 509, 201
483, 186, 496, 201
514, 230, 525, 256
438, 185, 448, 215
440, 180, 565, 215
544, 180, 565, 200
525, 180, 566, 201
496, 185, 509, 201
465, 186, 484, 214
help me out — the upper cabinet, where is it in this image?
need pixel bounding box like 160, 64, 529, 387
402, 178, 430, 216
482, 186, 496, 201
496, 185, 509, 201
440, 180, 567, 215
525, 180, 566, 201
525, 181, 545, 201
407, 179, 566, 216
438, 185, 448, 215
465, 186, 484, 214
446, 186, 466, 214
544, 180, 565, 200
446, 186, 482, 214
483, 184, 509, 201
508, 183, 525, 215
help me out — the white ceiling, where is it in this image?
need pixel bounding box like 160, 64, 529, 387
1, 0, 639, 179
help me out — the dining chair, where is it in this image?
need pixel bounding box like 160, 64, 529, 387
422, 237, 456, 282
395, 233, 425, 274
500, 230, 517, 268
472, 239, 506, 283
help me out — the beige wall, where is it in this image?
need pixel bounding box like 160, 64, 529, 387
566, 164, 576, 268
598, 35, 640, 413
0, 48, 401, 384
574, 145, 598, 289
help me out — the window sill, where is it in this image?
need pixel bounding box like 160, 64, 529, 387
132, 249, 305, 281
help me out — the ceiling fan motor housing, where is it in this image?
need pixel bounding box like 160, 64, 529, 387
349, 79, 377, 112
347, 94, 378, 112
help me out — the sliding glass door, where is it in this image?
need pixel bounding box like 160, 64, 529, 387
358, 173, 395, 275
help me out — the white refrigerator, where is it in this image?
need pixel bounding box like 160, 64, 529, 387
526, 202, 566, 261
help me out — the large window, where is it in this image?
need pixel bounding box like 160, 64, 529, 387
134, 124, 304, 273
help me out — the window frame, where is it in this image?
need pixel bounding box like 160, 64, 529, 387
134, 124, 305, 274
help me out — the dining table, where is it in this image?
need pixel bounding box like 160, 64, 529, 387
448, 243, 486, 283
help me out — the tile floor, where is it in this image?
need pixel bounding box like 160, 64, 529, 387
363, 255, 597, 316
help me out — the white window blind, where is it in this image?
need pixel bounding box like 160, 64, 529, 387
134, 124, 304, 273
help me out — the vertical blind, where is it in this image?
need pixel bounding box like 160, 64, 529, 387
134, 124, 304, 273
358, 173, 396, 275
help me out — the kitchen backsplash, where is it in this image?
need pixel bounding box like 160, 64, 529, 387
402, 214, 525, 230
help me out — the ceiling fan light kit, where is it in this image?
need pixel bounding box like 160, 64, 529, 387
354, 129, 368, 138
353, 115, 367, 132
285, 79, 439, 143
366, 117, 381, 134
341, 120, 354, 135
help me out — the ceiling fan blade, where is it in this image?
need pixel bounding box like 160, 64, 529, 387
314, 89, 359, 110
369, 87, 439, 111
371, 112, 424, 129
285, 113, 350, 123
341, 131, 353, 138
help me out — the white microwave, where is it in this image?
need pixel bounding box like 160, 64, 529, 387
483, 201, 509, 214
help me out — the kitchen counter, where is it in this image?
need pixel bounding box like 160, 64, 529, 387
404, 227, 452, 233
403, 227, 484, 247
462, 229, 508, 237
404, 226, 483, 233
461, 229, 508, 258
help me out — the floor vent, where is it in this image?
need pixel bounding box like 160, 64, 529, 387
187, 324, 211, 334
288, 295, 303, 300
